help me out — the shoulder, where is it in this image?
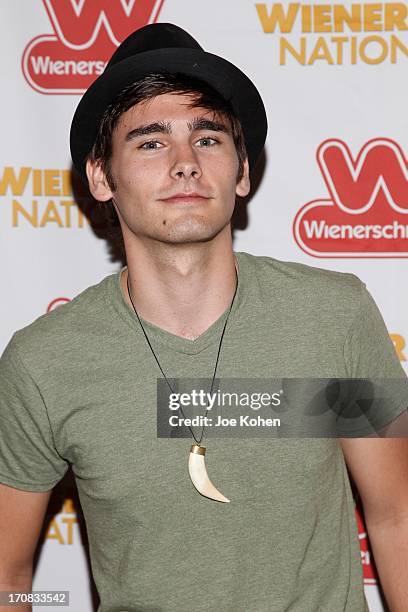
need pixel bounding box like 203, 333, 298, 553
237, 251, 365, 313
7, 272, 118, 370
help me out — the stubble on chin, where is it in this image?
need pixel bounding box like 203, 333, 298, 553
154, 213, 230, 244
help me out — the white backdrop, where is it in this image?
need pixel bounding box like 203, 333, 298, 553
1, 1, 407, 610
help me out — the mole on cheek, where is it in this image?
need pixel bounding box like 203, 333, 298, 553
162, 219, 166, 225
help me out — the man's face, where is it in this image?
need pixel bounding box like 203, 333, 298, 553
87, 92, 250, 245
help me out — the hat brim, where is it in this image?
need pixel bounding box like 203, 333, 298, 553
70, 47, 267, 183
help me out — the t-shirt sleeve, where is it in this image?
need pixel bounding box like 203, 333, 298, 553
0, 335, 69, 491
340, 281, 408, 436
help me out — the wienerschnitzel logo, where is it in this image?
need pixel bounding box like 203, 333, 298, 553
293, 138, 408, 257
355, 502, 378, 585
22, 0, 165, 94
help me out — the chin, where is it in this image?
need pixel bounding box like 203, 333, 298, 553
158, 230, 219, 245
155, 215, 229, 244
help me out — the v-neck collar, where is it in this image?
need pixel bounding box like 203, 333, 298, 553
106, 251, 248, 355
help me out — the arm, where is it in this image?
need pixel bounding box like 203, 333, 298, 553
0, 483, 52, 612
340, 429, 408, 612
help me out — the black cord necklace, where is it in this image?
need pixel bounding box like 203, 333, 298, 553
126, 265, 238, 503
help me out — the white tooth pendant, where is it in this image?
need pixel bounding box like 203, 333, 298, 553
188, 444, 230, 503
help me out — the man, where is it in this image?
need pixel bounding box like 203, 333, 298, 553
0, 22, 407, 612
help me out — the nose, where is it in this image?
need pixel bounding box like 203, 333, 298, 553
169, 143, 202, 180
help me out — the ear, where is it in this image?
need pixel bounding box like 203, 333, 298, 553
86, 159, 114, 201
235, 158, 250, 198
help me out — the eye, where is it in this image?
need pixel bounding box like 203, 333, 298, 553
196, 137, 218, 147
139, 140, 163, 150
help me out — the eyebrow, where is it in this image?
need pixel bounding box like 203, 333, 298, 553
187, 117, 230, 134
125, 121, 171, 141
125, 117, 230, 142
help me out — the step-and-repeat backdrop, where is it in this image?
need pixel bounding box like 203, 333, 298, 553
1, 1, 407, 610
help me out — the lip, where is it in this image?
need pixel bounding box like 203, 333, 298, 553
160, 192, 211, 203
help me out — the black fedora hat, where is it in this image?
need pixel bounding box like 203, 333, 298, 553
70, 22, 267, 183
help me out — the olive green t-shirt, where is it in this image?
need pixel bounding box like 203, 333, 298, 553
1, 252, 407, 612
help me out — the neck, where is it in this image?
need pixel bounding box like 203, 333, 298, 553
121, 234, 238, 340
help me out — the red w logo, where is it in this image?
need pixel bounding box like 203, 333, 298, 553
319, 140, 408, 214
293, 139, 408, 258
22, 0, 164, 94
44, 0, 163, 48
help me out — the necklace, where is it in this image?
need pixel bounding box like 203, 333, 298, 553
126, 266, 238, 503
